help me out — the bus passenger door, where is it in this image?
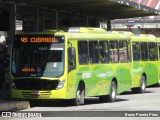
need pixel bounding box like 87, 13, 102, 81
67, 46, 77, 99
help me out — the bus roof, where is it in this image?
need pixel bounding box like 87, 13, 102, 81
15, 27, 158, 43
156, 37, 160, 42
68, 27, 107, 33
131, 34, 156, 42
55, 27, 132, 40
112, 31, 134, 36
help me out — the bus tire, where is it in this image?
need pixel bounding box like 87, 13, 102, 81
108, 81, 117, 102
99, 81, 117, 103
72, 86, 85, 106
132, 75, 146, 94
140, 75, 146, 93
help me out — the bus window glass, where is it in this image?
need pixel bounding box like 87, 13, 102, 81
89, 41, 99, 63
141, 42, 148, 61
148, 42, 157, 61
132, 42, 140, 61
99, 41, 109, 63
119, 41, 128, 62
11, 35, 64, 78
78, 41, 89, 64
109, 41, 118, 63
68, 47, 76, 68
159, 44, 160, 60
128, 41, 131, 61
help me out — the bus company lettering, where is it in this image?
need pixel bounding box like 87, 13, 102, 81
20, 37, 56, 43
96, 71, 113, 78
96, 73, 106, 78
82, 72, 91, 78
106, 71, 113, 77
132, 67, 143, 73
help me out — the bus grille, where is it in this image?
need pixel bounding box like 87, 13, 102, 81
13, 79, 59, 90
21, 91, 51, 98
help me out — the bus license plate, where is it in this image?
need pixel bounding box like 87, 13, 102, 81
31, 91, 40, 96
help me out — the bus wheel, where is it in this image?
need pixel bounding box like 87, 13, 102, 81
72, 86, 85, 106
140, 75, 146, 93
132, 75, 146, 94
108, 81, 117, 102
99, 81, 117, 103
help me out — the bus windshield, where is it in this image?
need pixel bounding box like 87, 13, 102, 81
11, 35, 65, 78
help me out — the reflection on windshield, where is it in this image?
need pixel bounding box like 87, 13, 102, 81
12, 36, 64, 78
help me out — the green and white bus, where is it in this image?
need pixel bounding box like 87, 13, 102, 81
131, 34, 159, 93
157, 37, 160, 83
10, 27, 132, 105
115, 31, 159, 93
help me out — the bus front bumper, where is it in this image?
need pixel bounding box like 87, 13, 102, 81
11, 88, 67, 100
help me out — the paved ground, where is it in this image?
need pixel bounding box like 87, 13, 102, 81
0, 89, 30, 111
24, 86, 160, 111
0, 85, 160, 120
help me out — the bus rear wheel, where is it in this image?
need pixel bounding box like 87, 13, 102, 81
140, 75, 146, 93
72, 86, 85, 106
99, 81, 117, 103
132, 75, 146, 94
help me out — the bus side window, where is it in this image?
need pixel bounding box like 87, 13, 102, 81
119, 40, 128, 63
89, 41, 99, 63
99, 41, 109, 63
127, 41, 131, 61
141, 42, 148, 61
109, 41, 118, 63
159, 44, 160, 60
78, 41, 89, 64
132, 42, 140, 61
148, 42, 157, 61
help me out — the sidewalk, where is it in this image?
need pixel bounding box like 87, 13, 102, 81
0, 89, 30, 111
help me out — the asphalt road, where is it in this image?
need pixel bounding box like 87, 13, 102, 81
1, 85, 160, 120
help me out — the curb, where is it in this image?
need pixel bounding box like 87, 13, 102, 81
0, 100, 30, 111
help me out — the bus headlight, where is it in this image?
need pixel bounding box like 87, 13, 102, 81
11, 82, 16, 89
56, 80, 65, 89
